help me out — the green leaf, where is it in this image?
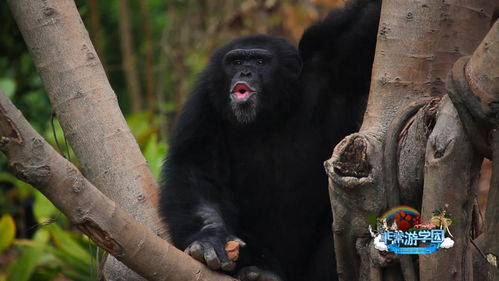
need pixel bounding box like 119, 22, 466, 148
0, 173, 17, 185
61, 269, 93, 281
0, 215, 16, 252
15, 232, 93, 278
32, 191, 61, 223
47, 224, 92, 265
126, 112, 152, 138
7, 229, 50, 281
143, 134, 167, 180
0, 78, 16, 98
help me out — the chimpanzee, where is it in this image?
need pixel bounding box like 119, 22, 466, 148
160, 1, 380, 280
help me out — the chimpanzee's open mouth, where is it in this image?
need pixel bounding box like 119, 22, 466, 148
231, 82, 256, 102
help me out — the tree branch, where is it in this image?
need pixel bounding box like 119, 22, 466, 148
419, 95, 482, 280
466, 20, 499, 120
325, 0, 495, 280
463, 20, 499, 281
0, 92, 235, 281
6, 0, 165, 278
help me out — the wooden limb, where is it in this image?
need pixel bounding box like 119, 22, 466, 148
446, 22, 499, 159
420, 96, 482, 281
482, 130, 499, 279
473, 129, 499, 281
398, 99, 440, 208
6, 1, 165, 278
466, 21, 499, 120
0, 92, 234, 281
326, 1, 494, 280
450, 20, 499, 281
384, 98, 433, 281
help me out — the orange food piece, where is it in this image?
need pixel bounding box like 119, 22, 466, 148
225, 241, 241, 261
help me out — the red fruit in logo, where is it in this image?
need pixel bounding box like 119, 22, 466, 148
395, 211, 417, 231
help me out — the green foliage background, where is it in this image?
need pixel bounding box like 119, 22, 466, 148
0, 0, 340, 280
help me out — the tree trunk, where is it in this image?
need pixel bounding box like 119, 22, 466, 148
479, 130, 499, 280
118, 0, 143, 113
466, 20, 499, 281
324, 0, 495, 280
6, 0, 163, 279
419, 95, 481, 280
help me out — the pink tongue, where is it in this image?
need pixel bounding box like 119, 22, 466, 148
236, 91, 248, 99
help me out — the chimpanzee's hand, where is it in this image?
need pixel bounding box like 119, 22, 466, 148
237, 266, 283, 281
184, 235, 245, 271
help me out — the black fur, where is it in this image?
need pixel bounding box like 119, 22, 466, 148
160, 1, 380, 280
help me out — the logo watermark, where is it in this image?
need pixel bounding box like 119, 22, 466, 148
368, 206, 455, 255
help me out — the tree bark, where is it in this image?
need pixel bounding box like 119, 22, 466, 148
6, 0, 164, 279
419, 96, 482, 280
420, 21, 499, 280
324, 0, 495, 280
466, 20, 499, 121
479, 129, 499, 280
464, 20, 499, 281
0, 92, 235, 281
118, 0, 143, 113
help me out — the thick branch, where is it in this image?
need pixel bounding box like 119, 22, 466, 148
419, 96, 482, 280
6, 0, 162, 232
6, 1, 165, 278
466, 20, 499, 119
481, 130, 499, 279
446, 22, 499, 159
362, 0, 494, 137
455, 20, 499, 281
325, 1, 494, 280
0, 92, 234, 281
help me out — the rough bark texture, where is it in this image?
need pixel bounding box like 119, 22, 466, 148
466, 20, 499, 281
362, 0, 493, 137
325, 0, 494, 280
398, 99, 439, 209
419, 20, 499, 276
480, 130, 498, 280
6, 0, 165, 279
466, 20, 499, 120
419, 96, 482, 280
0, 92, 235, 281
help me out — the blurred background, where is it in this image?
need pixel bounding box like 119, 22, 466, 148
0, 0, 344, 280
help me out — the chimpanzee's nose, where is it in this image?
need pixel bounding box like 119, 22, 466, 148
240, 70, 252, 77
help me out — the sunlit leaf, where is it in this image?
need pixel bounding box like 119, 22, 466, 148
15, 230, 95, 280
143, 134, 168, 180
48, 224, 92, 264
0, 78, 16, 98
0, 215, 16, 252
